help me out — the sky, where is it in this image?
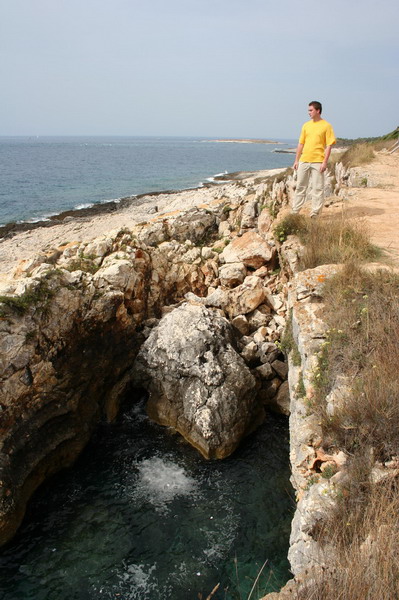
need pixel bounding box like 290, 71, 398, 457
1, 0, 398, 139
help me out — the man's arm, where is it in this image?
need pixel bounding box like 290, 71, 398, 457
320, 145, 332, 173
293, 143, 304, 170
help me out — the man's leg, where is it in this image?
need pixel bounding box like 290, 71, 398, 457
309, 163, 325, 217
292, 162, 310, 214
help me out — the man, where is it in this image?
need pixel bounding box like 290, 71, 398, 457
292, 101, 336, 217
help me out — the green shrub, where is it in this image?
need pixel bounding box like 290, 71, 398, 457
274, 213, 307, 243
0, 279, 55, 316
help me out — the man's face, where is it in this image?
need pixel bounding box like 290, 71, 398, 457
308, 105, 321, 120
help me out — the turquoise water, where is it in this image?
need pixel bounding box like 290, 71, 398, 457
0, 136, 295, 226
0, 397, 294, 600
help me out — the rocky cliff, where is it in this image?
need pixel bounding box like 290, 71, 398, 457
0, 171, 293, 547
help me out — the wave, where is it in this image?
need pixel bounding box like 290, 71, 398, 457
16, 216, 52, 225
74, 202, 94, 210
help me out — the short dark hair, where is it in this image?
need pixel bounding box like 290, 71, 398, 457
309, 100, 322, 114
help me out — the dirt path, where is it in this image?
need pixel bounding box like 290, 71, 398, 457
326, 150, 399, 266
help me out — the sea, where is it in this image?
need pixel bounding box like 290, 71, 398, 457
0, 136, 295, 227
0, 397, 294, 600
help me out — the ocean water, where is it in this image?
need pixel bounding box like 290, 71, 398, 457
0, 398, 294, 600
0, 136, 295, 226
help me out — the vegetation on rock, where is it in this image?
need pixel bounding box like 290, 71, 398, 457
283, 218, 399, 596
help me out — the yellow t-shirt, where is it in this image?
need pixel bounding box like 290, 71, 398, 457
299, 119, 336, 163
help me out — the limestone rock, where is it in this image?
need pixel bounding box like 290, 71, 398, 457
93, 259, 138, 296
239, 197, 258, 230
253, 326, 268, 344
168, 208, 217, 244
265, 291, 284, 311
84, 238, 113, 258
288, 481, 335, 575
258, 208, 273, 237
219, 262, 246, 287
133, 303, 263, 459
231, 314, 250, 336
271, 359, 289, 379
218, 221, 231, 238
221, 231, 275, 269
280, 237, 305, 275
260, 377, 281, 400
256, 362, 274, 380
225, 275, 266, 318
137, 221, 169, 246
201, 246, 214, 260
274, 380, 290, 415
240, 341, 259, 364
293, 265, 341, 303
247, 305, 272, 332
258, 341, 280, 365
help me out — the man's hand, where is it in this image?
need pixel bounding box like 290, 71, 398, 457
320, 146, 332, 173
293, 143, 304, 171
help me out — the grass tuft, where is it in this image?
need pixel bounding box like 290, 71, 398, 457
295, 476, 399, 600
300, 218, 381, 269
274, 213, 307, 243
339, 143, 375, 168
274, 214, 381, 269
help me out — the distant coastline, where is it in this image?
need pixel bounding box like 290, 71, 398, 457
207, 139, 280, 144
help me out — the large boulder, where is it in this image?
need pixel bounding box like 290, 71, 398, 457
221, 231, 275, 269
225, 275, 266, 318
133, 303, 263, 459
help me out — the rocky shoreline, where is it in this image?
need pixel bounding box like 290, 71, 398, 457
0, 168, 283, 241
1, 153, 396, 596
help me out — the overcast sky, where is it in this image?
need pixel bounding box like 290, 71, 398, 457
1, 0, 398, 139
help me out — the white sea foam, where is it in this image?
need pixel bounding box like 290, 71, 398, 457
111, 563, 158, 599
100, 197, 121, 204
16, 216, 52, 224
74, 202, 94, 210
206, 170, 229, 183
135, 456, 196, 511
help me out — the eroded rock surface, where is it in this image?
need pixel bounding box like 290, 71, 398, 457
133, 303, 263, 459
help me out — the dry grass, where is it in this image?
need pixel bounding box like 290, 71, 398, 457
336, 136, 397, 168
293, 477, 399, 600
272, 148, 399, 598
371, 139, 396, 152
300, 218, 381, 269
339, 143, 375, 168
311, 263, 399, 460
274, 214, 381, 269
327, 149, 346, 170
